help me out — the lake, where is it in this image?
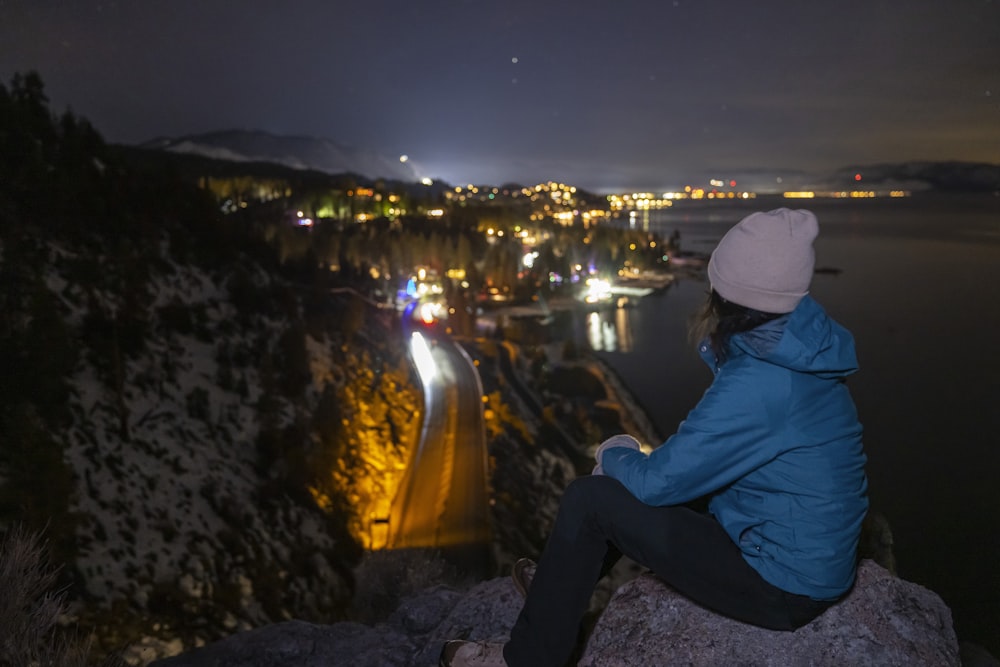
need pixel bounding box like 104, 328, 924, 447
576, 194, 1000, 654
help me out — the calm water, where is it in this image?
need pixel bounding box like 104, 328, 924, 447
580, 195, 1000, 653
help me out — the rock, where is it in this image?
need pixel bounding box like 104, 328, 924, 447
150, 560, 971, 667
579, 560, 961, 666
389, 584, 465, 634
148, 620, 417, 667
148, 578, 525, 667
412, 577, 524, 666
961, 641, 1000, 667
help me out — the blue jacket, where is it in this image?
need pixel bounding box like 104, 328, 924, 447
603, 296, 869, 600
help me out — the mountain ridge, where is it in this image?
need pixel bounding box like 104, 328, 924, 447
142, 129, 421, 184
140, 128, 1000, 193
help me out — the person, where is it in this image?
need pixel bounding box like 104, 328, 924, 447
440, 208, 869, 667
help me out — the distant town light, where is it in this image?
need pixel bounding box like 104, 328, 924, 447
583, 278, 612, 304
399, 155, 408, 163
419, 302, 436, 324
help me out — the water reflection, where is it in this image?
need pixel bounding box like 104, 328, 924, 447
586, 312, 610, 351
627, 209, 651, 232
585, 307, 634, 352
615, 306, 633, 352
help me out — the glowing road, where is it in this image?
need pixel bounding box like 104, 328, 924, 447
387, 332, 492, 562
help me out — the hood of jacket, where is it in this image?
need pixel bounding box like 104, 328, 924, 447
724, 295, 858, 379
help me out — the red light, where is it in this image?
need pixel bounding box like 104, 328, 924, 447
854, 173, 862, 181
729, 180, 736, 187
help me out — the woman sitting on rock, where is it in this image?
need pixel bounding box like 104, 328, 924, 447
441, 208, 870, 667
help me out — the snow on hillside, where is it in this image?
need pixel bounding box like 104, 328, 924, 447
147, 130, 422, 183
33, 240, 377, 654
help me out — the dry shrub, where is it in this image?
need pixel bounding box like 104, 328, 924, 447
0, 525, 127, 667
0, 524, 86, 666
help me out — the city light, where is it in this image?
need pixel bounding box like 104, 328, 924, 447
419, 302, 439, 324
583, 277, 612, 304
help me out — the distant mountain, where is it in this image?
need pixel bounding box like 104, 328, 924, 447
831, 161, 1000, 193
142, 129, 421, 183
138, 131, 1000, 195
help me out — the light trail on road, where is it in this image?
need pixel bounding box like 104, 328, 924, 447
387, 334, 491, 559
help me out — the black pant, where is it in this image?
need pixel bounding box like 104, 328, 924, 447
503, 475, 834, 667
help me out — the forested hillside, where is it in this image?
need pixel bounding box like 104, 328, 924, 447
1, 72, 423, 654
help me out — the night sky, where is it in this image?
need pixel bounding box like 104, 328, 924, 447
2, 0, 998, 192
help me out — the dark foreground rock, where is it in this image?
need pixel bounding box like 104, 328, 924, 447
150, 581, 523, 667
153, 560, 964, 667
581, 560, 960, 666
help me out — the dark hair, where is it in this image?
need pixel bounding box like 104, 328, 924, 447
688, 290, 783, 361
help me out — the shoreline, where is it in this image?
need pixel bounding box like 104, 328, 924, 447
584, 354, 664, 447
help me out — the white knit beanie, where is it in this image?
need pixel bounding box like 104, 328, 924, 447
707, 208, 819, 314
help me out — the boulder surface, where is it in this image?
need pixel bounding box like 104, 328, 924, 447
153, 560, 963, 667
580, 560, 960, 666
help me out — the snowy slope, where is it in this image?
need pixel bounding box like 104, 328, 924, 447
143, 130, 421, 183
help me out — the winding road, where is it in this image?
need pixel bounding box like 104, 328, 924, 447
387, 332, 492, 573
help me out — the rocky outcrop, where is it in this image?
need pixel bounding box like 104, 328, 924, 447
581, 560, 960, 666
150, 580, 523, 667
152, 560, 964, 667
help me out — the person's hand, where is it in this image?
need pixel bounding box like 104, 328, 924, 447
592, 434, 641, 475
